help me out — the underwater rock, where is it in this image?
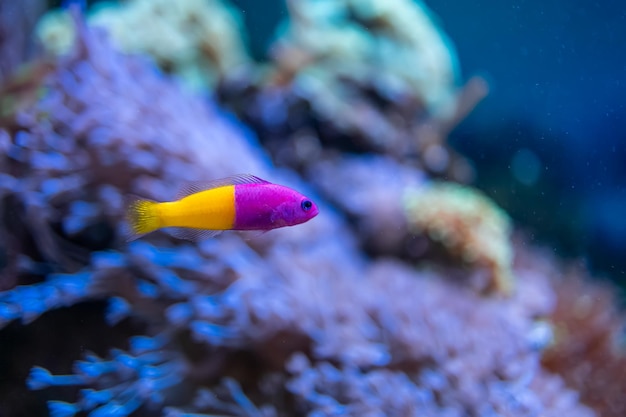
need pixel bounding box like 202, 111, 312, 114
36, 0, 250, 91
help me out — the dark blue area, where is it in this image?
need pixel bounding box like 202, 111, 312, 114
230, 0, 288, 60
430, 0, 626, 143
427, 0, 626, 281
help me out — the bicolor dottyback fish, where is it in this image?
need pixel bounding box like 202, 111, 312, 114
126, 174, 319, 241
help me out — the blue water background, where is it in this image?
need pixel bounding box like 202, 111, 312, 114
426, 0, 626, 283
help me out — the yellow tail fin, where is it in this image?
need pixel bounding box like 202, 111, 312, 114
125, 195, 161, 241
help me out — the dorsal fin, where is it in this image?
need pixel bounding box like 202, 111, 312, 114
176, 174, 270, 199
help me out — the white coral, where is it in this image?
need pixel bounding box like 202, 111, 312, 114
36, 0, 250, 90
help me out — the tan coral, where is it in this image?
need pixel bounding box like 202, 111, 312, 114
262, 0, 487, 182
404, 182, 514, 295
277, 0, 460, 115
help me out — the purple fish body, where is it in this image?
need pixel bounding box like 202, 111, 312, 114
233, 183, 319, 230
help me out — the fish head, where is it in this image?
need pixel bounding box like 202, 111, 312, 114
272, 190, 319, 227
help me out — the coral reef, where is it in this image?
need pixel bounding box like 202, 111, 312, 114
214, 0, 488, 259
0, 2, 625, 417
217, 0, 486, 182
507, 239, 626, 417
542, 266, 626, 417
273, 0, 460, 114
36, 0, 250, 90
19, 244, 596, 417
308, 154, 425, 256
404, 182, 514, 296
308, 158, 515, 297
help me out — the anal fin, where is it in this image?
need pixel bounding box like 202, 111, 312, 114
166, 227, 222, 242
236, 230, 269, 241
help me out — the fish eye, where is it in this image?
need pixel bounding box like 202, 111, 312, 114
301, 200, 313, 211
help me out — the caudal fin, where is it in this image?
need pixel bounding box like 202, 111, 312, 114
125, 195, 160, 241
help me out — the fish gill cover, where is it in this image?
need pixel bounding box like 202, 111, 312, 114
0, 1, 624, 417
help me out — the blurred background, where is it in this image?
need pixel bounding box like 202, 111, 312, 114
26, 0, 623, 289
429, 0, 626, 287
231, 0, 626, 287
1, 1, 625, 415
